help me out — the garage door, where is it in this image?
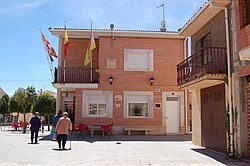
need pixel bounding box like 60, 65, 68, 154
201, 83, 227, 153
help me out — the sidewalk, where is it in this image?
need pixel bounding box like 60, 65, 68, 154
0, 129, 249, 166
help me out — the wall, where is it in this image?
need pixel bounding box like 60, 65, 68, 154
70, 36, 185, 135
191, 10, 227, 52
191, 89, 201, 145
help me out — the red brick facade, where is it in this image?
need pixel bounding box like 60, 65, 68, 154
236, 0, 250, 156
51, 29, 187, 135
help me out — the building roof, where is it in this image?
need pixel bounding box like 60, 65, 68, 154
178, 0, 231, 36
0, 87, 6, 98
42, 90, 56, 98
49, 28, 185, 39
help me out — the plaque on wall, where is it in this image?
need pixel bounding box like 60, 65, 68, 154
114, 95, 122, 101
155, 103, 161, 109
107, 57, 116, 69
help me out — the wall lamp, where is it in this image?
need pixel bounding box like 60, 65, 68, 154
109, 76, 114, 85
149, 76, 155, 85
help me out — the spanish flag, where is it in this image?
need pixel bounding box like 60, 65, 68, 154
84, 25, 96, 65
63, 23, 69, 60
41, 32, 57, 61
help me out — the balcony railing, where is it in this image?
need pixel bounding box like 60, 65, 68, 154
177, 47, 227, 86
54, 67, 99, 83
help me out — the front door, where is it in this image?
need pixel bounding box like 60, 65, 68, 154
166, 96, 180, 133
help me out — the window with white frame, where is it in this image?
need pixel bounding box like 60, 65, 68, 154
124, 91, 153, 118
83, 91, 113, 118
124, 49, 153, 71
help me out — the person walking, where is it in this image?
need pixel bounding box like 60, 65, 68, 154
52, 110, 62, 128
51, 110, 62, 140
55, 112, 71, 149
29, 112, 41, 144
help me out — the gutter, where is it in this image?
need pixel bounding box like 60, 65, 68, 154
210, 1, 234, 156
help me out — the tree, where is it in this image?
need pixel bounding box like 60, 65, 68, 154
0, 94, 10, 116
12, 86, 37, 133
9, 97, 21, 122
33, 93, 56, 131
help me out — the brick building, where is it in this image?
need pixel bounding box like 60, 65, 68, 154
235, 0, 250, 157
49, 28, 188, 135
177, 0, 231, 154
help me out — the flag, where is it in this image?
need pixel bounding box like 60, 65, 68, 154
63, 23, 69, 60
41, 32, 57, 61
84, 26, 96, 65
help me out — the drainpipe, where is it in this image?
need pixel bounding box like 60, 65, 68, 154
210, 2, 234, 156
184, 37, 189, 134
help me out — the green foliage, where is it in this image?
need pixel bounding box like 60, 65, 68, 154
0, 94, 9, 115
12, 86, 37, 114
33, 93, 56, 116
225, 104, 238, 157
11, 86, 37, 133
8, 97, 20, 113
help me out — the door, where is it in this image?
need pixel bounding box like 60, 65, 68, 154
166, 96, 180, 133
201, 84, 226, 153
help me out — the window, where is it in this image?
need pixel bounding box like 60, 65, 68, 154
240, 0, 250, 28
124, 49, 153, 71
128, 103, 148, 116
124, 91, 153, 118
195, 33, 212, 65
82, 91, 113, 118
89, 103, 107, 116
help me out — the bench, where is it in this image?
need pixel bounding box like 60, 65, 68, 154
124, 127, 150, 135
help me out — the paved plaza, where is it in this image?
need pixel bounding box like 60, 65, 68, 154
0, 127, 249, 166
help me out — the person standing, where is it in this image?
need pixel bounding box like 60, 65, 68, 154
51, 110, 62, 140
29, 112, 41, 144
55, 112, 71, 149
52, 110, 62, 128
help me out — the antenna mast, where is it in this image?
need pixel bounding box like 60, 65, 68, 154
157, 3, 166, 32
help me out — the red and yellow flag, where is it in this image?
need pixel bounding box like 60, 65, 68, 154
63, 23, 69, 60
84, 26, 96, 65
41, 32, 57, 61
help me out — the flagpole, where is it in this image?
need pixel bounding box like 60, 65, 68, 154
63, 21, 68, 83
90, 22, 93, 83
64, 59, 66, 82
40, 29, 54, 81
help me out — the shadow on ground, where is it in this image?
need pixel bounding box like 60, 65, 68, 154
39, 133, 192, 143
192, 148, 249, 166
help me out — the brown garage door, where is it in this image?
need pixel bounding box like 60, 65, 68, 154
201, 83, 227, 153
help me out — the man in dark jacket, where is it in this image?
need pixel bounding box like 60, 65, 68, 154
30, 112, 41, 144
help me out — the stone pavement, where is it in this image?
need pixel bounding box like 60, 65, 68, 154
0, 128, 249, 166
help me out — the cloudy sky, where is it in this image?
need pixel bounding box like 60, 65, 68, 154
0, 0, 207, 96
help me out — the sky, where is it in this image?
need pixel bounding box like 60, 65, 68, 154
0, 0, 207, 96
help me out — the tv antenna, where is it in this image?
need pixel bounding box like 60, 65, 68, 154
157, 3, 166, 32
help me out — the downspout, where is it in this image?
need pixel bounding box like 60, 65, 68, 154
210, 2, 234, 156
184, 37, 189, 134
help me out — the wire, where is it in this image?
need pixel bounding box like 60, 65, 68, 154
0, 79, 52, 82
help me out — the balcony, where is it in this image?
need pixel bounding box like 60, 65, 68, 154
177, 47, 227, 89
54, 67, 99, 84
